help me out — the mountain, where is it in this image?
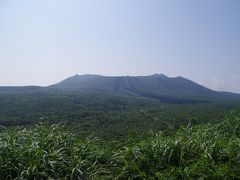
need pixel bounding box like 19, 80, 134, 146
0, 74, 239, 103
0, 74, 239, 135
50, 74, 211, 94
48, 74, 239, 103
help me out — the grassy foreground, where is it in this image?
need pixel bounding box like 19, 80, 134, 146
0, 110, 240, 179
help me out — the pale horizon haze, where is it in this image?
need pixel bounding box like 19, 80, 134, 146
0, 0, 240, 93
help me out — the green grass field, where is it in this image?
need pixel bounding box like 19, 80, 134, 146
1, 109, 240, 179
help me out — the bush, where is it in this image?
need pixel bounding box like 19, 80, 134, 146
0, 110, 240, 179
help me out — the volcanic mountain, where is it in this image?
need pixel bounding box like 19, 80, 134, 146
0, 74, 239, 103
48, 74, 239, 103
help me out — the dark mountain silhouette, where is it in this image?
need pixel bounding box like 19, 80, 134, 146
50, 74, 210, 93
0, 74, 239, 104
48, 74, 240, 103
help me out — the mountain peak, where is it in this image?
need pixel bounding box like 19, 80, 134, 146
70, 74, 102, 79
72, 74, 80, 78
50, 73, 217, 101
151, 73, 168, 78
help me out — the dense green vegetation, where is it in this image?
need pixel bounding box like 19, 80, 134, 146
1, 110, 240, 179
0, 89, 239, 139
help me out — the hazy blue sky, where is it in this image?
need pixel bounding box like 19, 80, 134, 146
0, 0, 240, 92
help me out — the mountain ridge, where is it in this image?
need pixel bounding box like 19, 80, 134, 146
46, 74, 240, 103
50, 74, 213, 93
0, 74, 239, 102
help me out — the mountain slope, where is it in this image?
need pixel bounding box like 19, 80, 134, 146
50, 74, 211, 93
49, 74, 237, 103
0, 74, 239, 103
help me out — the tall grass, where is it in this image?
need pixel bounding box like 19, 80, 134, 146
0, 123, 111, 179
0, 110, 240, 179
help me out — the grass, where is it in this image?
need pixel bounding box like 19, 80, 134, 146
0, 110, 240, 179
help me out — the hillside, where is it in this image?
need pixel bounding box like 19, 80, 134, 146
1, 110, 240, 179
50, 74, 209, 94
0, 86, 42, 94
49, 74, 240, 103
0, 74, 239, 102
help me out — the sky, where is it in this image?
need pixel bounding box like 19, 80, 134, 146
0, 0, 240, 93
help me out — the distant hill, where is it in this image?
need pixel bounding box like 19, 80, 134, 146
48, 74, 240, 103
0, 86, 42, 94
0, 74, 239, 103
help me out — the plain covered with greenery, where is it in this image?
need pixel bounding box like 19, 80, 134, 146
0, 110, 240, 179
